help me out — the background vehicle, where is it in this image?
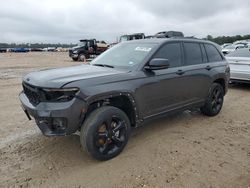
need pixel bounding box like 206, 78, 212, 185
10, 48, 29, 53
30, 48, 43, 52
222, 44, 246, 54
42, 47, 56, 52
119, 33, 145, 42
69, 39, 108, 61
154, 31, 184, 38
19, 38, 229, 161
226, 48, 250, 83
0, 48, 7, 53
221, 43, 232, 48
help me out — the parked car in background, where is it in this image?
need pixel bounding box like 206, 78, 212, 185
30, 48, 43, 52
56, 47, 66, 52
221, 43, 232, 49
19, 38, 229, 160
0, 48, 7, 53
10, 48, 29, 53
226, 48, 250, 83
222, 44, 246, 54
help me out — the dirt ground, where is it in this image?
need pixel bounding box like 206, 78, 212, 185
0, 52, 249, 188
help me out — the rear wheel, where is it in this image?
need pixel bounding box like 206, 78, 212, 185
201, 83, 224, 116
80, 106, 131, 161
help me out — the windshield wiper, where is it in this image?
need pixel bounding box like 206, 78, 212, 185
92, 64, 114, 68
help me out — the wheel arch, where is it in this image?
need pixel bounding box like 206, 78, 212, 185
213, 78, 226, 94
84, 92, 139, 127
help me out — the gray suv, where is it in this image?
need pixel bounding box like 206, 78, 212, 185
19, 38, 230, 160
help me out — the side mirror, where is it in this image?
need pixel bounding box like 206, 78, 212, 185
145, 58, 170, 71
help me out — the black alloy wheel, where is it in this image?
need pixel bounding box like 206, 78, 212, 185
211, 86, 223, 113
80, 106, 131, 161
95, 116, 127, 156
201, 83, 224, 116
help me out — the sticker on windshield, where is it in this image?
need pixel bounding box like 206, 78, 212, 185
135, 47, 152, 52
129, 61, 135, 65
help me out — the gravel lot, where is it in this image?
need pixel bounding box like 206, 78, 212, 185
0, 52, 249, 188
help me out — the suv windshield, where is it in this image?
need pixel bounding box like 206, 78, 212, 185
91, 42, 157, 69
77, 41, 86, 47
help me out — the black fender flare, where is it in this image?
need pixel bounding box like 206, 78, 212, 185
85, 91, 140, 125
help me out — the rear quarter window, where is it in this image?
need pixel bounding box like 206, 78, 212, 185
204, 44, 223, 62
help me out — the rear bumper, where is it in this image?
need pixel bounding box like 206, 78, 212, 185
19, 92, 86, 136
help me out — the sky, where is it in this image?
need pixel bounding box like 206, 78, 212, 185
0, 0, 249, 43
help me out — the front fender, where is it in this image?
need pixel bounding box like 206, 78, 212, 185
85, 91, 141, 126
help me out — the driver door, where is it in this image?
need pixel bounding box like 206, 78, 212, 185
135, 42, 190, 118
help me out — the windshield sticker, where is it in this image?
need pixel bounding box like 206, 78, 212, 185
135, 47, 152, 52
128, 61, 135, 65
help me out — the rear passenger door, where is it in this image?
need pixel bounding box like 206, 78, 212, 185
181, 42, 212, 102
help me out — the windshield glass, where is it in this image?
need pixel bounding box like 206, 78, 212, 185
226, 48, 250, 57
90, 42, 157, 69
77, 41, 86, 47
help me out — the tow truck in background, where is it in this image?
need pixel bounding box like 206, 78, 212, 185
69, 39, 108, 62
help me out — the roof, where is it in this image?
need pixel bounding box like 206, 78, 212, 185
125, 37, 214, 45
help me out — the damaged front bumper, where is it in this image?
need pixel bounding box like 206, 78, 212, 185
19, 91, 86, 136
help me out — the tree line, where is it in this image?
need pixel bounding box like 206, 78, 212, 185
1, 34, 250, 48
0, 43, 76, 48
205, 34, 250, 45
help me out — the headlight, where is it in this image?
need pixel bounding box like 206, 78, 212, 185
73, 50, 78, 54
42, 88, 79, 102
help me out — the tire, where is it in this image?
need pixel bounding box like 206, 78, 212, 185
80, 106, 131, 161
78, 54, 86, 62
72, 57, 78, 61
201, 83, 224, 116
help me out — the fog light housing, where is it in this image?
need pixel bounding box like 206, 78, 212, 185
52, 118, 67, 131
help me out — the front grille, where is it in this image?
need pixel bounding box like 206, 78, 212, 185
23, 83, 41, 105
69, 49, 73, 56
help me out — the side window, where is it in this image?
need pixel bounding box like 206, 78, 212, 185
204, 44, 223, 62
153, 43, 182, 68
183, 42, 203, 65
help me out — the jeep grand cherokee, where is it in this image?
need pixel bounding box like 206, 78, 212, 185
19, 38, 230, 160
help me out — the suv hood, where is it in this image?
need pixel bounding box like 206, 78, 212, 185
23, 65, 128, 88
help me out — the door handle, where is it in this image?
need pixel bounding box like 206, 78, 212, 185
205, 65, 212, 71
176, 70, 185, 75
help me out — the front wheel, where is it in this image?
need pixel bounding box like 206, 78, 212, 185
201, 83, 224, 116
78, 54, 86, 62
80, 106, 131, 161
